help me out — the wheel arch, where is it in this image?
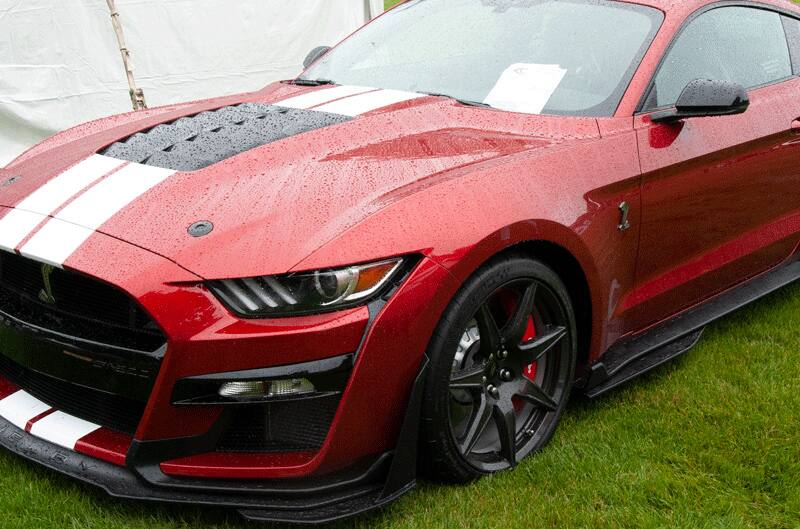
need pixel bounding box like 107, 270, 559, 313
509, 240, 593, 375
433, 221, 600, 379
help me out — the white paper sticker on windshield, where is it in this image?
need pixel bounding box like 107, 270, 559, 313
484, 63, 567, 114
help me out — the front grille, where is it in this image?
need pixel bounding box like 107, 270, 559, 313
0, 251, 165, 352
216, 395, 341, 453
0, 354, 144, 434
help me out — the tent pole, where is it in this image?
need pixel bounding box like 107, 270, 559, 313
364, 0, 373, 22
105, 0, 147, 111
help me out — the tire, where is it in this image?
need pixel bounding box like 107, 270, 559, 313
420, 254, 578, 483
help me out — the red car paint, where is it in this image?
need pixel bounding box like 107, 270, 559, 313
0, 0, 798, 483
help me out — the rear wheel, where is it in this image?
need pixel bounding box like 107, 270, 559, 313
421, 255, 577, 482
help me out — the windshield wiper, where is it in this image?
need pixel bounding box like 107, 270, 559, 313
289, 78, 337, 87
421, 92, 493, 108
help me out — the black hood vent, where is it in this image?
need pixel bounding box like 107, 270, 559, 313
100, 103, 351, 172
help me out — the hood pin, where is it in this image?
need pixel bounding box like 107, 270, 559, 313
188, 220, 214, 237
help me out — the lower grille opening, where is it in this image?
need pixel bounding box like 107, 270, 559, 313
0, 354, 145, 435
216, 395, 341, 453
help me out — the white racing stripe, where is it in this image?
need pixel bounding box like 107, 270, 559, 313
29, 411, 101, 450
314, 89, 425, 117
55, 163, 175, 230
19, 219, 96, 268
0, 391, 100, 451
274, 85, 376, 110
0, 155, 123, 252
0, 391, 51, 431
0, 209, 48, 252
20, 162, 175, 267
12, 155, 124, 216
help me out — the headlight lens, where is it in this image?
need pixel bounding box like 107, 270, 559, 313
208, 258, 406, 317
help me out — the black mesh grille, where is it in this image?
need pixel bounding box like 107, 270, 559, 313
0, 353, 144, 434
0, 251, 165, 352
217, 395, 341, 453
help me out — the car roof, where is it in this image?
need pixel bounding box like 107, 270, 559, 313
625, 0, 800, 17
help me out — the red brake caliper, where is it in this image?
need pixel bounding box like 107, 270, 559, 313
521, 318, 538, 382
497, 291, 537, 412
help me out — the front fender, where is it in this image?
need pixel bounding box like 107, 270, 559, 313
296, 130, 642, 360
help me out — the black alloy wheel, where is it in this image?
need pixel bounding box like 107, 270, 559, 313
421, 255, 577, 482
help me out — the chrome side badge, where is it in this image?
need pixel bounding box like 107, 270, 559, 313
618, 202, 631, 232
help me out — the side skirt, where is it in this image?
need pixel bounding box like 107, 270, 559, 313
586, 257, 800, 398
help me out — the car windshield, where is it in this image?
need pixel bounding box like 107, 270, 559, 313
300, 0, 663, 117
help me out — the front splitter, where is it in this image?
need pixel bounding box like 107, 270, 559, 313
0, 414, 412, 524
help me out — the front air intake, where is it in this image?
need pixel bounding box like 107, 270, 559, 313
216, 394, 342, 453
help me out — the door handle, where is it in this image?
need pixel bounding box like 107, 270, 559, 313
792, 119, 800, 135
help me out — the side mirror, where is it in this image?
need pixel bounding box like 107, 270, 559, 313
303, 46, 332, 69
651, 79, 749, 123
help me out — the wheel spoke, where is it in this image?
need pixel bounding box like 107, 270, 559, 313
475, 304, 501, 357
459, 394, 493, 455
517, 326, 567, 365
492, 401, 517, 466
518, 378, 558, 411
449, 275, 573, 470
503, 283, 537, 347
450, 364, 486, 391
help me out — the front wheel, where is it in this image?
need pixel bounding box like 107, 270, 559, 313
420, 255, 577, 483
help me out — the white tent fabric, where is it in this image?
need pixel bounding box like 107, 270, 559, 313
0, 0, 383, 166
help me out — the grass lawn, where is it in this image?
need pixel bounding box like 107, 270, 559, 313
0, 1, 797, 528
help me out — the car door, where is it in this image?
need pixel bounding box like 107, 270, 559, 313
628, 6, 800, 331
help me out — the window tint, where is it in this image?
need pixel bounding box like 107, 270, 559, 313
646, 7, 793, 110
784, 16, 800, 73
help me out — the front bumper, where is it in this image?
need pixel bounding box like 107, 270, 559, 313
0, 390, 421, 524
0, 238, 456, 522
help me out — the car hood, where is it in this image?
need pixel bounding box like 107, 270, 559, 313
0, 84, 600, 279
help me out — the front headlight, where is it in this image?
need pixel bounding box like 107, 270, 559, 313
208, 258, 408, 318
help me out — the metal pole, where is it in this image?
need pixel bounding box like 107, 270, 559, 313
105, 0, 147, 111
364, 0, 373, 22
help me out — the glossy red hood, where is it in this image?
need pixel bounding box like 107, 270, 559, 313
1, 84, 600, 279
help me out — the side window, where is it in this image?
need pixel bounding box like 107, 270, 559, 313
645, 7, 793, 110
784, 16, 800, 74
